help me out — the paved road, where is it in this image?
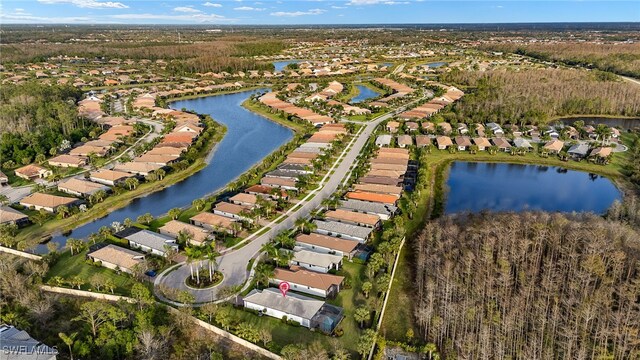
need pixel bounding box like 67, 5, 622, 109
156, 108, 402, 304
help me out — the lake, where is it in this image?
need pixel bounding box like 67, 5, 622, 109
425, 61, 448, 68
350, 85, 380, 103
32, 89, 293, 254
273, 60, 301, 72
445, 162, 622, 214
557, 116, 640, 131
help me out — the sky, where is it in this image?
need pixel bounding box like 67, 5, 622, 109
0, 0, 638, 25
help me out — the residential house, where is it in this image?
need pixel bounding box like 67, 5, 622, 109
15, 164, 52, 180
313, 220, 373, 242
339, 199, 398, 221
126, 230, 178, 257
454, 136, 472, 151
89, 169, 134, 186
415, 135, 431, 148
0, 171, 8, 185
492, 137, 512, 152
58, 178, 110, 197
291, 248, 343, 273
435, 136, 453, 150
261, 177, 298, 191
375, 135, 392, 147
229, 193, 258, 208
568, 143, 590, 159
543, 140, 565, 154
213, 202, 252, 221
397, 135, 413, 148
189, 212, 236, 234
113, 162, 162, 176
324, 209, 381, 228
0, 206, 29, 226
87, 244, 145, 274
47, 154, 87, 168
271, 267, 344, 298
0, 325, 58, 360
513, 137, 533, 150
295, 233, 359, 259
437, 122, 452, 135
19, 192, 79, 213
345, 191, 398, 205
386, 121, 400, 133
159, 220, 211, 246
473, 137, 491, 151
486, 122, 504, 135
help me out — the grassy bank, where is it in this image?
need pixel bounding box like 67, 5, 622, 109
241, 98, 308, 132
166, 85, 263, 103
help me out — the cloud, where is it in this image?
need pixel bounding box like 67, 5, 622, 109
37, 0, 129, 9
0, 12, 97, 23
234, 6, 265, 11
110, 12, 229, 22
270, 8, 326, 17
331, 5, 346, 9
174, 6, 202, 13
347, 0, 408, 5
202, 2, 222, 7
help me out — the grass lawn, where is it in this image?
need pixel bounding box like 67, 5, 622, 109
45, 250, 139, 296
242, 99, 308, 133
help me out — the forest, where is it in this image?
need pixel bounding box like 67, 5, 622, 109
440, 68, 640, 124
411, 211, 640, 359
0, 253, 260, 359
0, 82, 97, 166
482, 42, 640, 78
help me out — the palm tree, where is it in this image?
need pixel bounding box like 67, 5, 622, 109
155, 169, 166, 180
260, 242, 279, 262
57, 205, 70, 219
354, 306, 370, 328
254, 263, 275, 288
185, 246, 202, 283
362, 281, 373, 298
125, 177, 139, 190
66, 238, 85, 255
59, 332, 77, 360
595, 124, 612, 145
0, 194, 9, 206
177, 230, 193, 247
230, 222, 242, 237
168, 207, 181, 220
192, 198, 205, 211
295, 218, 315, 234
205, 244, 220, 282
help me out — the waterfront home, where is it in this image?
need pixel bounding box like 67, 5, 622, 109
229, 193, 258, 208
377, 148, 410, 158
57, 178, 110, 197
492, 137, 512, 152
14, 164, 52, 180
375, 135, 392, 147
568, 143, 590, 159
19, 192, 80, 213
346, 191, 398, 206
189, 212, 236, 234
513, 137, 533, 150
0, 325, 58, 360
146, 147, 183, 157
473, 137, 491, 151
261, 177, 298, 191
174, 123, 203, 135
113, 162, 163, 176
245, 184, 288, 200
590, 147, 612, 159
486, 122, 504, 135
213, 202, 252, 221
87, 244, 145, 274
324, 209, 381, 228
295, 233, 359, 259
271, 267, 344, 298
265, 169, 300, 181
369, 162, 408, 172
47, 154, 87, 168
397, 135, 413, 148
277, 163, 313, 174
543, 140, 565, 154
291, 248, 343, 273
339, 199, 397, 221
313, 220, 373, 242
454, 136, 472, 151
126, 230, 178, 257
354, 183, 403, 197
0, 206, 29, 226
415, 135, 431, 148
133, 154, 178, 166
243, 288, 343, 332
89, 169, 134, 186
366, 169, 405, 179
0, 170, 8, 185
159, 220, 211, 246
436, 136, 453, 150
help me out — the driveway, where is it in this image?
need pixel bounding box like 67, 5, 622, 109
155, 98, 424, 305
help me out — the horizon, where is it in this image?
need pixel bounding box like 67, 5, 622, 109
1, 1, 638, 25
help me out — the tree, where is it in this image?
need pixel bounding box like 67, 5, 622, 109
69, 276, 85, 290
185, 245, 204, 284
254, 263, 275, 288
131, 283, 153, 310
357, 329, 376, 357
137, 213, 154, 225
66, 238, 85, 255
295, 217, 316, 234
59, 332, 77, 360
0, 194, 10, 206
215, 306, 234, 331
362, 281, 373, 298
156, 169, 166, 180
168, 207, 181, 220
73, 301, 123, 338
201, 303, 218, 323
259, 327, 272, 347
125, 177, 139, 190
235, 323, 260, 343
204, 243, 220, 282
354, 306, 371, 328
192, 198, 205, 211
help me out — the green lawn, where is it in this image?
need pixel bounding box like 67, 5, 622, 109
45, 250, 139, 296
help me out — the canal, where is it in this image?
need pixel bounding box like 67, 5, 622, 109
33, 89, 293, 253
445, 161, 622, 214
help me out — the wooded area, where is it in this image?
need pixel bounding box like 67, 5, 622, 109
483, 42, 640, 78
412, 212, 640, 359
0, 82, 96, 166
440, 68, 640, 123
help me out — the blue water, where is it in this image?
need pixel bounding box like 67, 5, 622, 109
445, 162, 621, 214
350, 85, 380, 104
426, 61, 448, 68
273, 60, 301, 72
32, 89, 292, 254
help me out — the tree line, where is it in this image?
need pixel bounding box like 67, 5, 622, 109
411, 211, 640, 359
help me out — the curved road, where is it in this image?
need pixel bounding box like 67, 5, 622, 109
155, 100, 420, 305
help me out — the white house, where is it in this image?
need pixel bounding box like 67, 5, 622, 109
290, 248, 343, 273
125, 230, 178, 257
243, 288, 324, 328
270, 267, 344, 298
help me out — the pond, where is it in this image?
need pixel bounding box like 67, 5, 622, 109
273, 60, 301, 72
32, 89, 293, 254
557, 116, 640, 131
350, 85, 380, 104
425, 61, 448, 68
445, 162, 622, 214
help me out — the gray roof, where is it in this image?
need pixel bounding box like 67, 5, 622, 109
513, 137, 533, 148
568, 143, 590, 155
265, 169, 301, 179
340, 199, 398, 217
0, 325, 58, 360
292, 248, 343, 268
126, 230, 177, 252
244, 288, 324, 320
293, 146, 322, 153
277, 163, 310, 173
299, 142, 329, 149
314, 220, 373, 239
375, 135, 392, 146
